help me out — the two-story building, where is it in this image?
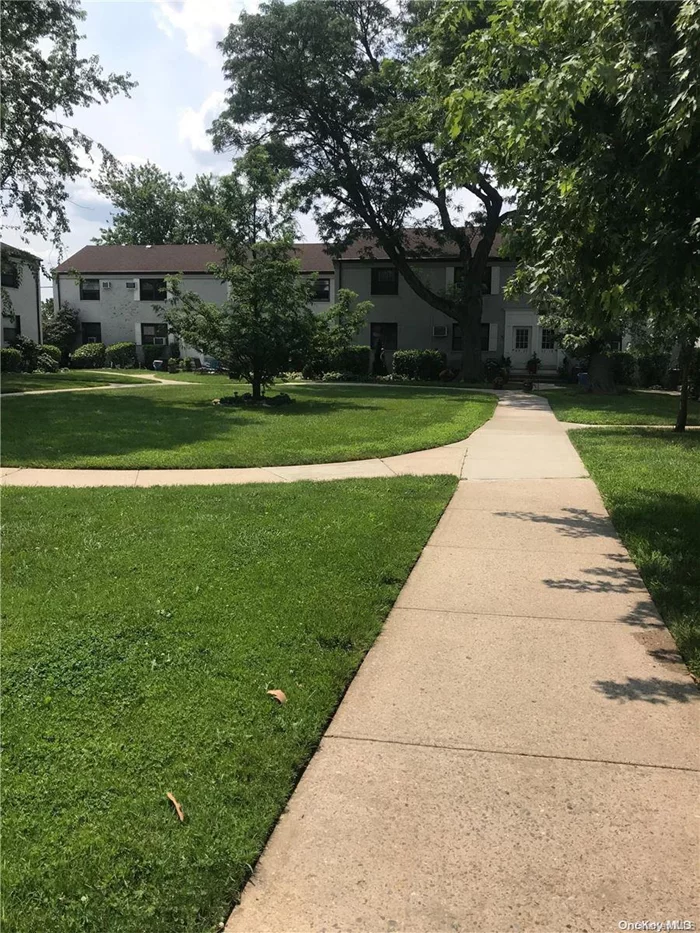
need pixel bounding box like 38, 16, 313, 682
53, 237, 562, 372
1, 243, 42, 346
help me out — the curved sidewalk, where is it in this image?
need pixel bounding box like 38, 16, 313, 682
1, 392, 591, 487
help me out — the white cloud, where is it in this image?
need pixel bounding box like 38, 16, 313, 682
153, 0, 258, 61
178, 91, 226, 152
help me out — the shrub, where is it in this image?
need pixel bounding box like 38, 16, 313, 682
42, 303, 80, 361
106, 342, 137, 368
35, 351, 60, 373
609, 350, 636, 386
12, 336, 40, 372
635, 351, 670, 388
321, 371, 353, 382
71, 342, 106, 368
142, 346, 165, 370
0, 347, 22, 371
167, 358, 179, 373
328, 345, 370, 377
393, 349, 446, 381
40, 344, 62, 364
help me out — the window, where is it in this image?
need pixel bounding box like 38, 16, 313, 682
3, 315, 20, 344
80, 279, 100, 301
141, 322, 168, 346
371, 267, 398, 295
312, 277, 331, 302
81, 322, 102, 344
139, 278, 167, 301
453, 266, 492, 295
541, 328, 556, 350
514, 327, 530, 350
453, 323, 490, 352
1, 261, 19, 289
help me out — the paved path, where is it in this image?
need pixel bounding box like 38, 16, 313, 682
225, 393, 699, 933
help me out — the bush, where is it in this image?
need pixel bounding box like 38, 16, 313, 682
35, 351, 60, 373
328, 345, 370, 377
635, 351, 670, 388
12, 336, 40, 372
167, 358, 179, 373
393, 349, 446, 381
40, 344, 62, 364
321, 371, 353, 382
42, 303, 80, 362
609, 350, 636, 386
142, 346, 165, 370
71, 342, 106, 369
106, 342, 137, 368
0, 347, 22, 371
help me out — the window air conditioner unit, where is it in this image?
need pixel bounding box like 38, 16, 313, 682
126, 281, 137, 290
432, 325, 448, 338
101, 281, 112, 289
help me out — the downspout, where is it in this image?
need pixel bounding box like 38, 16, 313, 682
35, 263, 42, 342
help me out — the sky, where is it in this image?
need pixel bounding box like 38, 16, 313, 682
11, 0, 322, 296
9, 0, 484, 299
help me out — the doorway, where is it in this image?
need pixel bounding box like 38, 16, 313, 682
370, 323, 398, 370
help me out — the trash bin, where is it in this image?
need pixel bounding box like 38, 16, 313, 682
153, 359, 164, 371
577, 372, 591, 389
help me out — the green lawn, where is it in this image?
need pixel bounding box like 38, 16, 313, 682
1, 370, 158, 394
571, 429, 700, 679
2, 476, 456, 933
539, 387, 699, 425
1, 383, 496, 469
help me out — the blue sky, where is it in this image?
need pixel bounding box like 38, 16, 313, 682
15, 0, 321, 294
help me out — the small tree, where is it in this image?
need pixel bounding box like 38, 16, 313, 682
307, 288, 372, 375
163, 148, 315, 401
42, 301, 81, 363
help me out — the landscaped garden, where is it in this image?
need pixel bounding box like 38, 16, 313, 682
1, 476, 456, 933
1, 383, 496, 469
572, 428, 700, 680
539, 387, 700, 425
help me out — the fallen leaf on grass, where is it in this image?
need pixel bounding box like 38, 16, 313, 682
167, 792, 185, 822
266, 689, 287, 704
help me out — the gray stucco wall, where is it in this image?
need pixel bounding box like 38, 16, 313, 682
338, 260, 517, 367
2, 259, 41, 345
55, 273, 227, 351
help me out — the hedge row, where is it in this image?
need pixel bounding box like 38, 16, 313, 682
392, 349, 446, 381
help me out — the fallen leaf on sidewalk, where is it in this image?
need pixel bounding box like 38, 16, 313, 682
266, 689, 287, 704
167, 792, 184, 822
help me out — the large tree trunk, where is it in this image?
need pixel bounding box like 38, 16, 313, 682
588, 351, 616, 393
251, 374, 263, 401
457, 296, 484, 383
674, 342, 693, 433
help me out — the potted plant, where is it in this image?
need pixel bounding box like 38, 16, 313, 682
526, 353, 541, 375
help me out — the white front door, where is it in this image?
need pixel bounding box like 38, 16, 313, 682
538, 327, 559, 369
510, 324, 532, 369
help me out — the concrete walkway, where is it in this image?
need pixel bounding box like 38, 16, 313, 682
225, 393, 699, 932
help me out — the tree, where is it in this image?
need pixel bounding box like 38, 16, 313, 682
1, 0, 136, 249
211, 0, 513, 381
437, 0, 700, 428
94, 162, 231, 245
309, 288, 373, 373
163, 148, 315, 400
42, 301, 81, 362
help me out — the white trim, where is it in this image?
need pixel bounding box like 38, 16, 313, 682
488, 322, 498, 352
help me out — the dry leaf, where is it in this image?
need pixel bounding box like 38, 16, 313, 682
167, 792, 184, 822
266, 689, 287, 705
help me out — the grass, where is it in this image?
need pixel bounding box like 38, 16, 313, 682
539, 387, 699, 425
571, 428, 700, 679
1, 383, 496, 469
1, 476, 456, 933
1, 370, 158, 394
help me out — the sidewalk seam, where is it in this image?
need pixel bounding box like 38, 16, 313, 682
324, 733, 700, 774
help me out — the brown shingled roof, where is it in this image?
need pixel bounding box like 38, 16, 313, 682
54, 243, 335, 275
54, 232, 505, 276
